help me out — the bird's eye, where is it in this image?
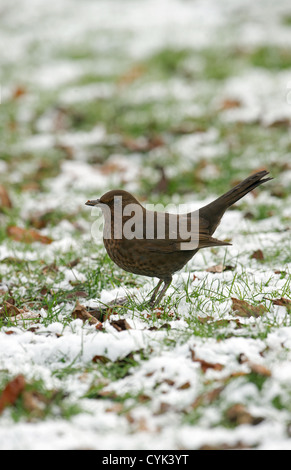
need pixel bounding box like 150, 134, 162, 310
102, 199, 114, 206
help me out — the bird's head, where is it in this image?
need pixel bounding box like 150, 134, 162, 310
85, 189, 141, 212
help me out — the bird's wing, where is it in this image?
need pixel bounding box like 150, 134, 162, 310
119, 210, 230, 253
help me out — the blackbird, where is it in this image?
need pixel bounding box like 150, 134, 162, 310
86, 170, 272, 307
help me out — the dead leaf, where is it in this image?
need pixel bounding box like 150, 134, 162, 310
41, 262, 58, 274
190, 349, 224, 373
122, 135, 164, 153
177, 381, 191, 390
67, 258, 80, 268
66, 290, 88, 299
206, 264, 235, 273
7, 226, 53, 244
148, 322, 171, 331
0, 375, 26, 414
55, 143, 74, 160
0, 301, 21, 317
0, 185, 12, 209
219, 98, 242, 110
197, 315, 214, 324
21, 182, 41, 192
12, 85, 27, 100
250, 249, 264, 260
191, 386, 225, 409
267, 297, 291, 308
106, 403, 124, 413
39, 286, 49, 296
267, 118, 291, 128
249, 362, 271, 377
21, 390, 46, 416
199, 441, 250, 450
110, 319, 132, 331
170, 122, 206, 135
9, 311, 40, 323
239, 353, 271, 376
28, 210, 54, 229
274, 269, 286, 275
71, 301, 102, 327
153, 166, 169, 194
225, 403, 264, 426
92, 355, 110, 364
117, 64, 146, 87
154, 402, 171, 415
231, 297, 267, 318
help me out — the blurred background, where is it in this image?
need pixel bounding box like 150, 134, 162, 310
0, 0, 291, 230
1, 1, 291, 450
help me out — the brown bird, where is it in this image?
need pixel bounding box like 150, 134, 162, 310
86, 170, 272, 307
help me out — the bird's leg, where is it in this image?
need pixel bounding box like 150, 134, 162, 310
150, 276, 172, 308
149, 279, 163, 306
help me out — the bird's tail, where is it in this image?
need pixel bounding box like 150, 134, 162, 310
198, 170, 273, 236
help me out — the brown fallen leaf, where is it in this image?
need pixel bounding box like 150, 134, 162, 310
71, 301, 102, 327
67, 258, 80, 268
266, 297, 291, 308
177, 381, 191, 390
0, 301, 21, 317
250, 249, 264, 260
28, 210, 54, 229
249, 362, 271, 377
206, 264, 235, 273
110, 319, 132, 332
219, 98, 242, 110
190, 349, 224, 373
66, 290, 88, 299
191, 386, 225, 409
117, 64, 146, 87
197, 315, 214, 324
170, 122, 206, 135
239, 353, 271, 377
55, 143, 74, 160
41, 262, 58, 274
154, 402, 172, 415
152, 166, 169, 194
274, 269, 287, 276
231, 297, 267, 318
21, 181, 41, 192
7, 226, 53, 244
0, 375, 26, 414
92, 355, 110, 364
199, 441, 251, 450
12, 85, 27, 100
225, 403, 264, 426
9, 311, 40, 323
0, 185, 12, 209
105, 403, 124, 414
0, 301, 40, 323
21, 390, 49, 417
267, 118, 291, 128
122, 135, 164, 153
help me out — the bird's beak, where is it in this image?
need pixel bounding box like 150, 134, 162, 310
85, 199, 101, 207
